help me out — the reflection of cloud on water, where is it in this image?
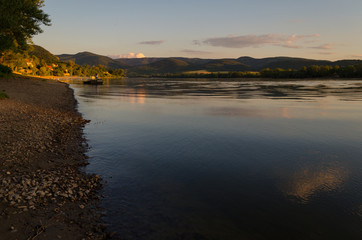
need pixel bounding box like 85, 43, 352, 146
281, 107, 291, 119
206, 107, 278, 118
127, 89, 146, 104
206, 107, 267, 118
205, 103, 341, 120
282, 162, 348, 203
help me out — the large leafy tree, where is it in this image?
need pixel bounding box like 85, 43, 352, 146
0, 0, 51, 56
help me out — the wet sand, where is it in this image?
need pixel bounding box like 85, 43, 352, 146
0, 75, 110, 239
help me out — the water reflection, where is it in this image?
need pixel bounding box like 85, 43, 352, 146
206, 106, 270, 118
66, 78, 362, 101
70, 78, 362, 240
283, 161, 348, 203
127, 88, 146, 104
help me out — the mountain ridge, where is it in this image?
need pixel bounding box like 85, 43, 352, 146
57, 52, 362, 75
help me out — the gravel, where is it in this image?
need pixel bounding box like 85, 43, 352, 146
0, 76, 114, 240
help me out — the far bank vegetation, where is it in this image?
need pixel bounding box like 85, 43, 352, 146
0, 46, 125, 78
147, 64, 362, 79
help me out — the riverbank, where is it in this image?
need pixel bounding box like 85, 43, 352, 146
0, 75, 110, 239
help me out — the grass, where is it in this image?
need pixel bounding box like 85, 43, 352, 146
0, 92, 9, 100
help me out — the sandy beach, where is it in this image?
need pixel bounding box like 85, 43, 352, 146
0, 75, 110, 239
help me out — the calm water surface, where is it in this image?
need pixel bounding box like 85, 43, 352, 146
70, 79, 362, 240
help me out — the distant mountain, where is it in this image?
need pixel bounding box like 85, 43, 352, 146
236, 56, 332, 70
58, 52, 127, 69
334, 60, 362, 66
114, 58, 164, 67
200, 59, 249, 72
174, 57, 214, 65
58, 51, 362, 75
128, 58, 190, 74
29, 45, 60, 64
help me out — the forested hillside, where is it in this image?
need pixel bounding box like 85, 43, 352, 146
58, 52, 362, 78
1, 46, 125, 77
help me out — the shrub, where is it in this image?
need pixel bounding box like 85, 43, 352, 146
0, 92, 9, 100
0, 64, 12, 76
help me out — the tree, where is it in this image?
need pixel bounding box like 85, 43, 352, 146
0, 0, 51, 59
66, 60, 76, 76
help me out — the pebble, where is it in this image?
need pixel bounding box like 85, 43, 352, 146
0, 93, 106, 238
0, 170, 102, 211
9, 225, 17, 233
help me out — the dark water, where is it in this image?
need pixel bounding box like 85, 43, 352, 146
70, 79, 362, 240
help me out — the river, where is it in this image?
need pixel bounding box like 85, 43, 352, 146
69, 78, 362, 240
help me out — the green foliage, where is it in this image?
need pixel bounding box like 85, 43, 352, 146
28, 45, 59, 64
259, 65, 362, 79
137, 64, 362, 79
0, 64, 12, 76
1, 46, 125, 77
202, 59, 249, 72
0, 91, 9, 99
0, 0, 51, 53
109, 68, 125, 77
58, 51, 124, 69
38, 66, 51, 76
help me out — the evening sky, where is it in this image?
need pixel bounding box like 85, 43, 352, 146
33, 0, 362, 60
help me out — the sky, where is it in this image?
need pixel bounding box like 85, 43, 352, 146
33, 0, 362, 60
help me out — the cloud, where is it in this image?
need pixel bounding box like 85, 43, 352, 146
108, 53, 146, 59
281, 44, 303, 49
282, 162, 347, 203
139, 40, 165, 45
193, 40, 202, 46
196, 33, 320, 49
310, 43, 334, 50
181, 49, 213, 55
317, 52, 334, 55
351, 54, 362, 58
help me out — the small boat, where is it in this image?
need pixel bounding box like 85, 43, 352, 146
83, 79, 103, 85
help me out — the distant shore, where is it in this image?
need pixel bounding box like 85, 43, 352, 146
0, 75, 111, 239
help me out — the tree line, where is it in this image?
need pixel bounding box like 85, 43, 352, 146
142, 64, 362, 79
1, 2, 361, 80
1, 50, 125, 77
0, 0, 124, 78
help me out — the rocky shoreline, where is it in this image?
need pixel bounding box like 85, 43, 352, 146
0, 76, 111, 239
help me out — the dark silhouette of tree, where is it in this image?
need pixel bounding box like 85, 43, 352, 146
0, 0, 51, 59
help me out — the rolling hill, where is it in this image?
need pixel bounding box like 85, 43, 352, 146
29, 45, 60, 64
57, 51, 362, 75
58, 52, 127, 69
236, 56, 332, 70
199, 59, 249, 72
127, 58, 190, 75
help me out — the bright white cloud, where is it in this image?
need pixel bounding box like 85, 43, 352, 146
108, 53, 146, 59
197, 34, 320, 49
